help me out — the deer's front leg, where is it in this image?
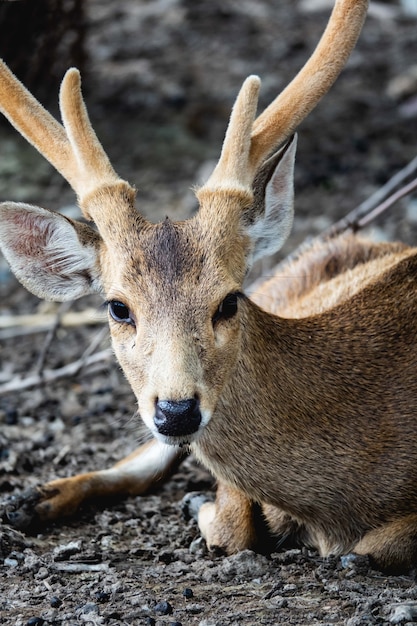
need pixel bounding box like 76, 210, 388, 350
194, 482, 260, 554
353, 514, 417, 574
5, 439, 184, 530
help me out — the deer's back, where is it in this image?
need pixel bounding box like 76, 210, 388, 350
251, 234, 413, 318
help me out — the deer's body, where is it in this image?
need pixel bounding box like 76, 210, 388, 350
2, 0, 417, 573
195, 242, 417, 570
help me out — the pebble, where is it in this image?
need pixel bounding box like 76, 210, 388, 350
77, 603, 99, 616
189, 536, 207, 556
182, 587, 193, 599
53, 540, 82, 561
35, 567, 49, 580
216, 550, 269, 583
185, 603, 204, 614
389, 602, 417, 624
154, 600, 173, 615
95, 590, 110, 603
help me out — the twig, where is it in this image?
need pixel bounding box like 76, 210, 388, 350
356, 176, 417, 229
51, 562, 110, 573
271, 154, 417, 275
34, 301, 72, 375
0, 308, 105, 339
324, 155, 417, 238
0, 349, 113, 396
79, 326, 109, 361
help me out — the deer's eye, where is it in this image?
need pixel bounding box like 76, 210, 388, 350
108, 300, 134, 326
212, 293, 239, 326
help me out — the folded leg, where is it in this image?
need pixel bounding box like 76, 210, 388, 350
354, 515, 417, 574
5, 439, 185, 529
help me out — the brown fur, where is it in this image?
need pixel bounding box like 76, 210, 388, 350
6, 1, 417, 574
194, 242, 417, 573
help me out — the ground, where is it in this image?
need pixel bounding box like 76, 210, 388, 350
1, 1, 417, 624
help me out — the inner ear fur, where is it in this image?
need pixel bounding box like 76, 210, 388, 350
242, 135, 296, 266
247, 134, 297, 227
0, 202, 103, 301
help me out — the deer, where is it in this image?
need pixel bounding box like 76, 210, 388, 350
2, 0, 417, 574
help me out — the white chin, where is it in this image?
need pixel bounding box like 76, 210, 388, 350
152, 429, 198, 447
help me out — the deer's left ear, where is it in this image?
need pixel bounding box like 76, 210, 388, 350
243, 134, 296, 267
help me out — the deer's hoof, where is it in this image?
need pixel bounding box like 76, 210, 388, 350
181, 491, 213, 522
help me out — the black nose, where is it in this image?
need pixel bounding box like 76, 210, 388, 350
154, 397, 201, 437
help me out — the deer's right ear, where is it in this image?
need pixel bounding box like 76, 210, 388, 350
244, 135, 297, 267
0, 202, 103, 301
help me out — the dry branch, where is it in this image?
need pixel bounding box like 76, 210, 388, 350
324, 154, 417, 238
0, 349, 113, 396
272, 153, 417, 273
0, 308, 106, 340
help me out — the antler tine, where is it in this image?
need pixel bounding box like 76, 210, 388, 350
0, 59, 72, 180
0, 60, 136, 227
202, 75, 261, 193
58, 68, 122, 200
248, 0, 369, 173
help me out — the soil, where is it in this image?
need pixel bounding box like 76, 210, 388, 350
1, 1, 417, 624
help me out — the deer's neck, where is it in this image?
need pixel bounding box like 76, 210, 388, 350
191, 261, 417, 520
192, 299, 341, 509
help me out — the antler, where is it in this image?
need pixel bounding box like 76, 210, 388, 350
203, 0, 369, 192
0, 60, 138, 228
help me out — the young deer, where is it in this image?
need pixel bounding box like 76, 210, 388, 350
2, 0, 417, 574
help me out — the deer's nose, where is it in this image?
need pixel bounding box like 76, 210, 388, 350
154, 397, 201, 438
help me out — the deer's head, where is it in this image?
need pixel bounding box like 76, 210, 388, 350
0, 0, 368, 444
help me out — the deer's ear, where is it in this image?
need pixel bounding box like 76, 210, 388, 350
244, 135, 296, 267
0, 202, 103, 301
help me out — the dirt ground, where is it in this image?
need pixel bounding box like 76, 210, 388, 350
1, 1, 417, 624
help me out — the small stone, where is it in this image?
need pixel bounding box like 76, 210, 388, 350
182, 587, 193, 599
50, 596, 62, 608
185, 603, 204, 614
189, 536, 207, 556
155, 600, 173, 615
26, 619, 45, 626
389, 602, 417, 624
35, 567, 49, 580
340, 553, 357, 569
77, 603, 99, 616
53, 540, 82, 561
217, 549, 269, 582
95, 590, 110, 603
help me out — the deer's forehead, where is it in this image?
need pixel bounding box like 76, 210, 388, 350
106, 219, 232, 304
138, 220, 203, 281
